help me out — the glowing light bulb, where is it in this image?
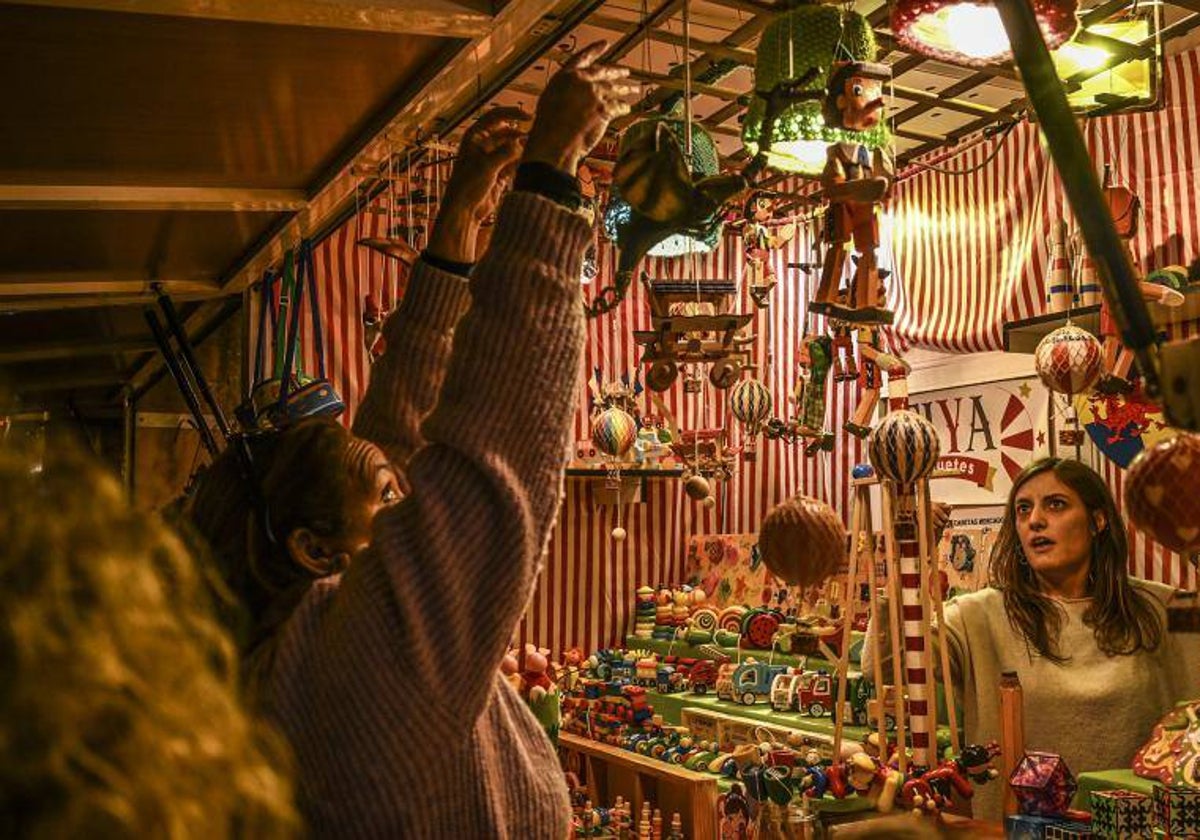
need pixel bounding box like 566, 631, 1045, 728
912, 3, 1010, 61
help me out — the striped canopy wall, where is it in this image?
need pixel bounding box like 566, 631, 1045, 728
252, 48, 1200, 656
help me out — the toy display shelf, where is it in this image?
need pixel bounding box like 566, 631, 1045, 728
643, 689, 956, 762
559, 732, 718, 838
1072, 768, 1157, 810
1003, 287, 1200, 354
623, 634, 866, 672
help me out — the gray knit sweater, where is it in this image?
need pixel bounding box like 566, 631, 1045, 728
865, 579, 1200, 822
247, 191, 587, 837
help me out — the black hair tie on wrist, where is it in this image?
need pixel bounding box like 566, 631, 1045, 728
513, 162, 583, 212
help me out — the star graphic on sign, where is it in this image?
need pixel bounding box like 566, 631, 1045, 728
1019, 382, 1033, 399
1037, 431, 1046, 447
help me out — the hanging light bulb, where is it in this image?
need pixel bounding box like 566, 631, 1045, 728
891, 0, 1078, 67
742, 2, 888, 175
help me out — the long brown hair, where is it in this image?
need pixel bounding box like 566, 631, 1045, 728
0, 445, 297, 838
990, 456, 1162, 663
187, 418, 385, 648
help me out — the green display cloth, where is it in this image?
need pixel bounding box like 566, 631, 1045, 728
624, 634, 863, 671
1073, 769, 1158, 810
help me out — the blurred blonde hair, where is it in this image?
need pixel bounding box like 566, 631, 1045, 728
0, 445, 297, 838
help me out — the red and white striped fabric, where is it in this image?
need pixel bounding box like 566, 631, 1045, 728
252, 48, 1200, 656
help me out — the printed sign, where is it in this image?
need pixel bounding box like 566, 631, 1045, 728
909, 377, 1051, 506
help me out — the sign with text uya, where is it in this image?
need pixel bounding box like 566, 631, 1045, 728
908, 376, 1051, 506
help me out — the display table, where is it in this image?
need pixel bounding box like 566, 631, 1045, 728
559, 732, 718, 838
1072, 768, 1157, 810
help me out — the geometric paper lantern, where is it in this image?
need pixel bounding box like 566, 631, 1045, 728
891, 0, 1078, 67
1034, 324, 1104, 395
757, 494, 847, 587
1053, 11, 1159, 115
868, 409, 941, 488
742, 3, 888, 175
604, 118, 723, 257
1124, 433, 1200, 555
591, 407, 638, 458
1009, 751, 1077, 817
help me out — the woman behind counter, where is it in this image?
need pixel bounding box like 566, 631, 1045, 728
867, 456, 1200, 822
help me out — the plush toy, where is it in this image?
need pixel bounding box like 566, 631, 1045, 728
521, 644, 554, 701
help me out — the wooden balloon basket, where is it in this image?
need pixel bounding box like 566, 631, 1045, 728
831, 470, 961, 774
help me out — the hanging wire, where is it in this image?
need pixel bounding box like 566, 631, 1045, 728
904, 119, 1021, 176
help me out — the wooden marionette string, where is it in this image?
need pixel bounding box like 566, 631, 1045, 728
832, 487, 865, 759
863, 484, 889, 765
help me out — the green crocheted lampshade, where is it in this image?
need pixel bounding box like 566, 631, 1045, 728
742, 4, 890, 175
604, 117, 723, 257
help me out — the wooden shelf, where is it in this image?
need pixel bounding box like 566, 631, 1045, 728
1003, 287, 1200, 354
565, 466, 684, 478
559, 732, 718, 839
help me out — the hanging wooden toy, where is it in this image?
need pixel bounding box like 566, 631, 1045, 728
844, 325, 910, 439
739, 190, 797, 308
592, 405, 639, 542
809, 62, 895, 325
1034, 323, 1103, 448
729, 375, 772, 460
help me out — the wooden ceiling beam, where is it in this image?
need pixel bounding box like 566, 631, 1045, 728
0, 0, 495, 38
0, 185, 308, 212
589, 14, 757, 65
0, 338, 159, 365
0, 272, 219, 298
7, 371, 130, 393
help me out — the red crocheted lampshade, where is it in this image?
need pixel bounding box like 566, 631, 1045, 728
891, 0, 1078, 67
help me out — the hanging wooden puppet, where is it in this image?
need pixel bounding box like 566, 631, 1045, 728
740, 191, 796, 308
809, 62, 894, 325
845, 325, 910, 438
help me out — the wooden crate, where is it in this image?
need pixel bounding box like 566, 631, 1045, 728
559, 733, 718, 839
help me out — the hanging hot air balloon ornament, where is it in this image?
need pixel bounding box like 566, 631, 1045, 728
1034, 323, 1103, 449
867, 409, 941, 492
1124, 432, 1200, 558
730, 377, 772, 461
1034, 324, 1103, 396
591, 406, 638, 542
758, 495, 848, 587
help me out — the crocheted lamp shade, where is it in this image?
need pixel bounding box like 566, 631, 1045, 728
742, 3, 888, 175
604, 118, 722, 257
1124, 433, 1200, 555
891, 0, 1077, 67
758, 495, 847, 586
1034, 324, 1103, 395
868, 409, 941, 488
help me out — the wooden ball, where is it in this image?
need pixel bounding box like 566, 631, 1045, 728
611, 526, 628, 542
1125, 432, 1200, 554
685, 474, 711, 501
758, 495, 847, 587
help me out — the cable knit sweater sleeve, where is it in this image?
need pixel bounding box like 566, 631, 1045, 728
254, 191, 588, 833
350, 259, 471, 467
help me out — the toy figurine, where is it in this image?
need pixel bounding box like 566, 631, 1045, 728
1097, 272, 1185, 394
809, 62, 895, 324
844, 325, 910, 438
741, 191, 796, 308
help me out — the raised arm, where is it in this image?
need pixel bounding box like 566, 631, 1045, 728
268, 43, 633, 746
352, 109, 527, 466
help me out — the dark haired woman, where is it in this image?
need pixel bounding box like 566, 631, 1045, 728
188, 43, 633, 838
866, 457, 1200, 821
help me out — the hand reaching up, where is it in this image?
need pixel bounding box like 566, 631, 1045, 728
523, 41, 635, 175
429, 106, 528, 264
